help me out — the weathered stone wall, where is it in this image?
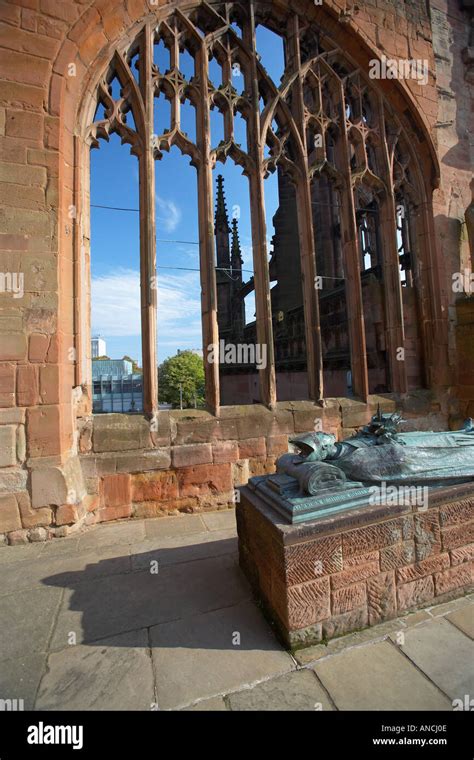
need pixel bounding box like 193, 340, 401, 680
238, 485, 474, 646
456, 297, 474, 420
0, 0, 472, 543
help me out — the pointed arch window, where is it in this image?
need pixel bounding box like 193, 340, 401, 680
80, 1, 435, 414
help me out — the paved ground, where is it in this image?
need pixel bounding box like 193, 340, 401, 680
0, 509, 472, 711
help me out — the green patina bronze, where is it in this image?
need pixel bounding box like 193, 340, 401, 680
248, 409, 474, 524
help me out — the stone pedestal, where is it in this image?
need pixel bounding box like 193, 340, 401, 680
237, 483, 474, 648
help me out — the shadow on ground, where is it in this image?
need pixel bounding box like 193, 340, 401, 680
41, 538, 279, 652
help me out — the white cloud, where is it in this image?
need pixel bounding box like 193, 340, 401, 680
156, 195, 181, 233
91, 267, 202, 348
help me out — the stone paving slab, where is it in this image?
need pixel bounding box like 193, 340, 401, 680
77, 520, 146, 552
313, 640, 452, 710
0, 545, 132, 596
184, 696, 228, 711
0, 653, 46, 710
446, 606, 474, 639
389, 617, 474, 702
35, 629, 155, 711
0, 586, 62, 661
144, 514, 206, 540
129, 529, 236, 572
150, 599, 294, 710
227, 669, 335, 711
49, 554, 251, 649
200, 510, 236, 532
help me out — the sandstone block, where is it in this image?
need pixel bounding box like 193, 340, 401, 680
27, 405, 61, 458
266, 435, 289, 457
434, 564, 473, 596
281, 535, 343, 586
0, 493, 21, 533
29, 526, 48, 542
441, 521, 474, 551
0, 333, 27, 360
177, 463, 233, 498
414, 511, 441, 560
322, 606, 368, 640
99, 474, 131, 509
171, 443, 212, 468
367, 571, 397, 625
8, 528, 29, 545
212, 440, 239, 464
0, 362, 15, 407
396, 554, 450, 584
55, 504, 78, 526
16, 364, 39, 406
0, 425, 16, 467
287, 577, 331, 629
97, 503, 132, 522
93, 414, 151, 453
380, 541, 416, 570
248, 457, 275, 477
238, 437, 266, 459
344, 550, 380, 568
331, 559, 380, 590
343, 518, 407, 557
17, 492, 51, 528
439, 499, 474, 527
450, 543, 474, 566
332, 581, 366, 615
31, 466, 67, 508
397, 576, 435, 611
131, 471, 178, 502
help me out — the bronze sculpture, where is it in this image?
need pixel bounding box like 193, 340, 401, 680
249, 409, 474, 523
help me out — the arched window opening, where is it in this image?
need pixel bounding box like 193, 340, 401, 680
90, 133, 142, 414
82, 3, 434, 414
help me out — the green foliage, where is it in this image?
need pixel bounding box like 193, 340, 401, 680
92, 355, 110, 361
158, 351, 205, 408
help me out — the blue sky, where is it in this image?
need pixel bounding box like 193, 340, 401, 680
90, 25, 285, 366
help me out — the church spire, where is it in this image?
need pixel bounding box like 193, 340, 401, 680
231, 217, 243, 272
214, 174, 230, 234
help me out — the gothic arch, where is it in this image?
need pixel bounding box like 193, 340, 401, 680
56, 0, 444, 415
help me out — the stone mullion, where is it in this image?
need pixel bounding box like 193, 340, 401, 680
169, 30, 180, 132
221, 39, 234, 142
337, 81, 369, 401
243, 3, 276, 408
138, 25, 158, 417
286, 14, 323, 401
196, 38, 220, 415
376, 96, 408, 393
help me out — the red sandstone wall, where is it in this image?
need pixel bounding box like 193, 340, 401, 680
0, 0, 472, 542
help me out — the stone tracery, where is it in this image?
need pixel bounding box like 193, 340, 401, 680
85, 0, 432, 415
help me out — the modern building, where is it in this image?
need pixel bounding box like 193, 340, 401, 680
92, 358, 142, 413
91, 335, 107, 359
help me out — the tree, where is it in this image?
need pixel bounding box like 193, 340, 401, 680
92, 355, 110, 361
158, 351, 205, 408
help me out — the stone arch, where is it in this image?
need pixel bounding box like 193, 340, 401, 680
51, 0, 444, 416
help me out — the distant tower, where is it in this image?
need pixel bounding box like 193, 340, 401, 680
214, 175, 232, 336
91, 335, 106, 358
230, 217, 245, 340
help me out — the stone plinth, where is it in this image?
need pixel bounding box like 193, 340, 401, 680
237, 483, 474, 648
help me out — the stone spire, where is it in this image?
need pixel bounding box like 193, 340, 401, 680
231, 217, 243, 274
214, 174, 230, 234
